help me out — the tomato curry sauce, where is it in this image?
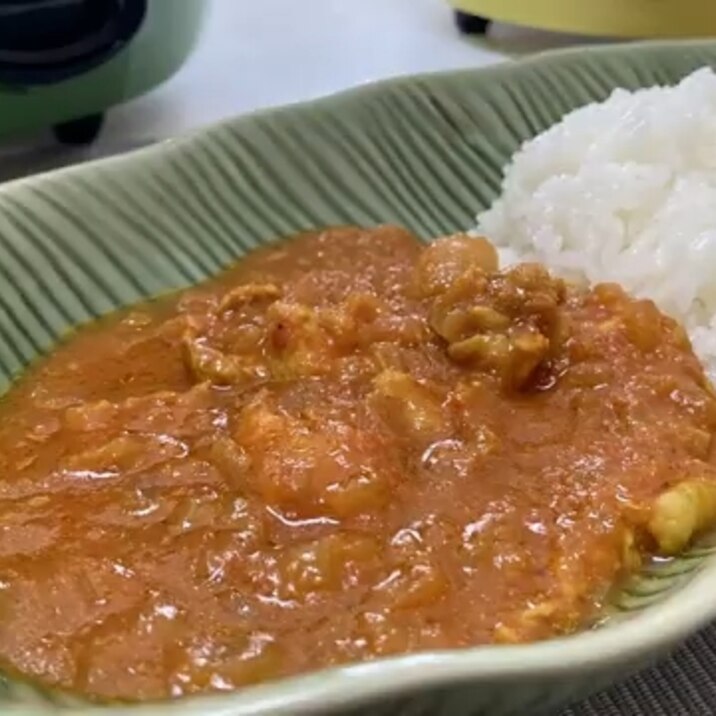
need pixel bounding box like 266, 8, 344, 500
0, 226, 715, 701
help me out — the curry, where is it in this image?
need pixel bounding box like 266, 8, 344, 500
0, 226, 714, 701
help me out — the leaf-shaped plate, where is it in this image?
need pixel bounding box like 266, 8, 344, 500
2, 39, 716, 716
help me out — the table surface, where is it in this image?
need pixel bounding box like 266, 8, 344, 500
0, 2, 712, 714
0, 0, 597, 182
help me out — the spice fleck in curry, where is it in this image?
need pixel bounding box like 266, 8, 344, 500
0, 227, 714, 701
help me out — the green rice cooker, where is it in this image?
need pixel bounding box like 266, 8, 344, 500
0, 0, 205, 145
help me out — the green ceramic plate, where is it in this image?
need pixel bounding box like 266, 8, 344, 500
3, 39, 716, 716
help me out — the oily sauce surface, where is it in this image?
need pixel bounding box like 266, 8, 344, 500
0, 226, 714, 701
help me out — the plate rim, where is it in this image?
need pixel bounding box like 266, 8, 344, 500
1, 36, 713, 198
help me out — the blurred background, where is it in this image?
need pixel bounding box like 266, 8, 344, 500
0, 0, 600, 183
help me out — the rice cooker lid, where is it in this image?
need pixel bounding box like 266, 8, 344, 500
0, 0, 147, 86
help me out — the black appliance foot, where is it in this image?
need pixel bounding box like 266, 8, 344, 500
53, 113, 105, 146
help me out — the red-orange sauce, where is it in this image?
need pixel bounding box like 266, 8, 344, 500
0, 226, 714, 701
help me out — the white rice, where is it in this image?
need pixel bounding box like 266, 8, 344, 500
474, 67, 716, 377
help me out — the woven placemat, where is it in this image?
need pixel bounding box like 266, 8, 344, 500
562, 624, 716, 715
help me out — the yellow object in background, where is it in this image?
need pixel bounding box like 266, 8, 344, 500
449, 0, 716, 38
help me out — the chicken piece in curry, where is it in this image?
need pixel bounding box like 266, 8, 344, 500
0, 226, 714, 701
